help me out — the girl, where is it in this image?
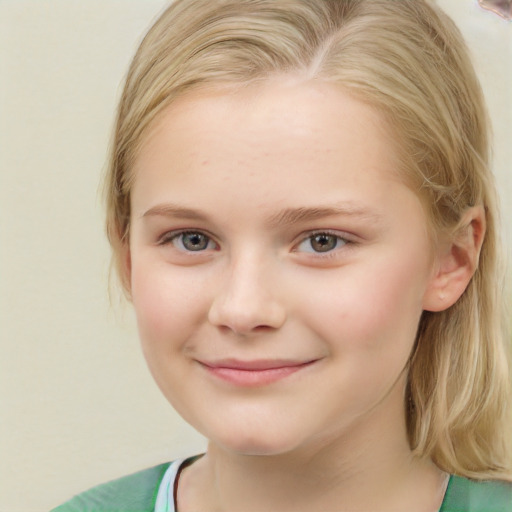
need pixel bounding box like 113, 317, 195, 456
53, 0, 512, 510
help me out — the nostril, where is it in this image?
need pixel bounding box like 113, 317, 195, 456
252, 325, 275, 334
213, 324, 276, 337
208, 298, 286, 335
207, 268, 287, 334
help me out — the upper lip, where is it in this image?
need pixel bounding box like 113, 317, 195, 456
197, 359, 318, 371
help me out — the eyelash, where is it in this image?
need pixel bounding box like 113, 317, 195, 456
293, 230, 352, 258
157, 230, 219, 252
157, 229, 353, 257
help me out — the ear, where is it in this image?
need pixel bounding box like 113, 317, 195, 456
422, 206, 486, 312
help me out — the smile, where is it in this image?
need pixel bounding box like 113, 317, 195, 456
197, 359, 320, 387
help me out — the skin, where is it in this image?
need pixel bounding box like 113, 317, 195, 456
126, 77, 482, 511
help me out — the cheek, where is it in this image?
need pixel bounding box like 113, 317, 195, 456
130, 261, 202, 348
299, 257, 428, 351
362, 266, 425, 335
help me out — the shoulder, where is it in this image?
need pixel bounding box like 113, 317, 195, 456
50, 462, 171, 512
441, 475, 512, 512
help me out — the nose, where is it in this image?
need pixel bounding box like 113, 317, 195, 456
208, 255, 286, 336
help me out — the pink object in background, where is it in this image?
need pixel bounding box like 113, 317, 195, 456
478, 0, 512, 20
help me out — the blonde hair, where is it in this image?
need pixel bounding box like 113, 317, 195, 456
105, 0, 512, 479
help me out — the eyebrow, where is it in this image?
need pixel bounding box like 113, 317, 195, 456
142, 204, 209, 222
141, 203, 383, 227
265, 205, 383, 228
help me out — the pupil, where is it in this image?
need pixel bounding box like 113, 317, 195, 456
183, 233, 208, 251
311, 234, 336, 252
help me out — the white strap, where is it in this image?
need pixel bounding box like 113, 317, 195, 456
154, 459, 185, 512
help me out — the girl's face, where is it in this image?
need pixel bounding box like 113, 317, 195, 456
128, 79, 440, 456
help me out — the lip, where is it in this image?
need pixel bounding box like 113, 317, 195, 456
197, 358, 319, 387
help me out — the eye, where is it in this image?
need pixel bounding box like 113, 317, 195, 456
295, 232, 347, 254
160, 231, 217, 252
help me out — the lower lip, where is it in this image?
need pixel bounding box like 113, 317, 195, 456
200, 361, 317, 387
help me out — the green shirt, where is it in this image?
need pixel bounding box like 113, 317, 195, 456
51, 459, 512, 512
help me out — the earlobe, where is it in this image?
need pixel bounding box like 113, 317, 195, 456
422, 206, 486, 312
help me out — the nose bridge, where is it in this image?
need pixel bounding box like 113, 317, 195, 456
208, 248, 285, 335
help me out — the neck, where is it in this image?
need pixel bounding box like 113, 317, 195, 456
178, 386, 447, 512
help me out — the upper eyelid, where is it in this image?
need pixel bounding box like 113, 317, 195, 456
295, 229, 355, 244
158, 231, 220, 255
155, 228, 356, 251
289, 231, 352, 257
157, 228, 217, 244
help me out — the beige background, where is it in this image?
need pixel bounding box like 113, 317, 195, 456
0, 1, 510, 511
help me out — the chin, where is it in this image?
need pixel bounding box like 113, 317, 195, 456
213, 428, 304, 457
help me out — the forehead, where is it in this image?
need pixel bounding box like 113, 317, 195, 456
131, 78, 410, 219
134, 78, 400, 177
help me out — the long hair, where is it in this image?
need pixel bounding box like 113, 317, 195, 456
104, 0, 511, 479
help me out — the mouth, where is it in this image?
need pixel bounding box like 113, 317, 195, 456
196, 358, 320, 387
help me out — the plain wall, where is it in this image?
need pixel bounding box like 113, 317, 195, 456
0, 1, 510, 511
